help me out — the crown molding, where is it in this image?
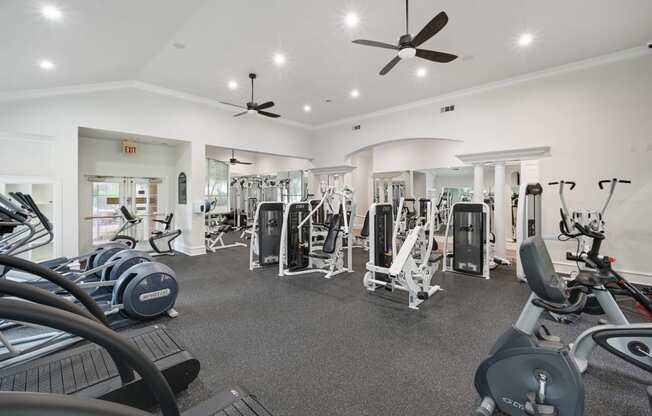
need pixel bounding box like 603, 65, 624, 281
0, 81, 135, 103
0, 47, 646, 132
0, 80, 313, 131
456, 146, 551, 164
313, 46, 649, 130
308, 165, 357, 175
129, 81, 313, 130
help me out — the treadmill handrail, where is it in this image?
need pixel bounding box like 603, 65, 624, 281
0, 254, 110, 327
0, 299, 181, 416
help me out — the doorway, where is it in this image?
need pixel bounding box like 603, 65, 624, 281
87, 176, 163, 247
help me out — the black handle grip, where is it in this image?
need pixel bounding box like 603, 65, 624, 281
574, 223, 605, 240
598, 178, 631, 189
550, 180, 577, 190
532, 289, 588, 315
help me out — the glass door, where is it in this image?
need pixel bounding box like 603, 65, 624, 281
89, 177, 162, 247
90, 178, 126, 246
132, 178, 160, 239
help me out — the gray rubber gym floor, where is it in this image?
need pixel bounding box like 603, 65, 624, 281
151, 243, 652, 415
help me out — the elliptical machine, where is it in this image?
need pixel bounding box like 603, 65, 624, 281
472, 234, 652, 416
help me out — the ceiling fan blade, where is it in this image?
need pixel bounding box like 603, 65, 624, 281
257, 110, 281, 118
415, 49, 457, 63
233, 111, 248, 117
352, 39, 398, 50
255, 101, 275, 111
379, 56, 401, 75
412, 11, 449, 47
236, 161, 253, 165
219, 101, 246, 109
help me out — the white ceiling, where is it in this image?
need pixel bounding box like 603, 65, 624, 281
2, 0, 652, 125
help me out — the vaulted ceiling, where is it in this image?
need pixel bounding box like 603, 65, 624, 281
2, 0, 651, 125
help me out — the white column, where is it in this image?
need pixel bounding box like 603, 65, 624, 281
473, 164, 484, 203
493, 162, 506, 260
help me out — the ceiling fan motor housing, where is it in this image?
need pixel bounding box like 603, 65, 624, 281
399, 34, 413, 47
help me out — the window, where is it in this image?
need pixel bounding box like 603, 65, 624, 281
206, 159, 229, 210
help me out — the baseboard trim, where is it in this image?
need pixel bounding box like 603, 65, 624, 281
174, 239, 206, 256
553, 261, 652, 287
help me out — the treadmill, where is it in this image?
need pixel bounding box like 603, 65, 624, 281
0, 254, 199, 410
0, 289, 274, 416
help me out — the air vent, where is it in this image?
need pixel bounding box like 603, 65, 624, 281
353, 125, 361, 131
440, 105, 455, 113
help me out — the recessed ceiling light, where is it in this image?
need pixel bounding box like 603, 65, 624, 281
350, 89, 360, 98
344, 12, 359, 28
416, 67, 427, 78
39, 60, 55, 70
517, 32, 534, 47
228, 80, 238, 90
273, 53, 286, 66
41, 5, 62, 21
303, 105, 312, 113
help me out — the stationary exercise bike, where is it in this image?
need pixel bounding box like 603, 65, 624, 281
473, 234, 652, 416
548, 178, 630, 276
550, 178, 652, 320
112, 206, 181, 256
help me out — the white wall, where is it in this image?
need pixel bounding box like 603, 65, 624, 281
172, 141, 206, 255
0, 87, 312, 257
77, 136, 178, 252
313, 53, 652, 282
371, 139, 464, 172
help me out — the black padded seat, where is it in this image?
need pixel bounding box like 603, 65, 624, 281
360, 211, 369, 238
309, 214, 341, 260
152, 213, 174, 236
119, 206, 138, 222
309, 251, 331, 260
520, 236, 567, 303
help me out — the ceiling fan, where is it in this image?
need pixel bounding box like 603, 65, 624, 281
220, 73, 280, 118
352, 0, 458, 75
229, 150, 253, 165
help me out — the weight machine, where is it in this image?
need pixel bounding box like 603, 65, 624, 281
204, 199, 247, 252
363, 199, 443, 310
249, 202, 285, 270
442, 202, 493, 279
278, 185, 354, 279
515, 182, 543, 280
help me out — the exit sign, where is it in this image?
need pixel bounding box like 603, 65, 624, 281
122, 140, 138, 155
